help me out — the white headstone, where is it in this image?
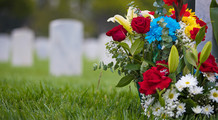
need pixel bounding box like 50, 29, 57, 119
49, 19, 83, 76
11, 28, 34, 66
99, 33, 116, 65
196, 0, 218, 59
35, 37, 49, 60
0, 34, 11, 62
83, 38, 99, 60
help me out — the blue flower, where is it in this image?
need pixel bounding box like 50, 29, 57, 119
145, 16, 180, 44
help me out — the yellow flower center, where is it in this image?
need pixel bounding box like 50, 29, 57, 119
169, 93, 174, 99
178, 105, 183, 109
185, 82, 190, 85
213, 92, 218, 98
205, 108, 209, 111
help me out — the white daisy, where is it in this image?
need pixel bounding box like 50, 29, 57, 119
175, 80, 184, 92
152, 102, 164, 117
163, 89, 180, 102
176, 103, 186, 118
192, 106, 202, 114
209, 89, 218, 103
202, 72, 216, 82
189, 86, 203, 95
202, 105, 214, 116
179, 74, 198, 88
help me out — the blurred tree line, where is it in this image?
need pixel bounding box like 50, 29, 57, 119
0, 0, 156, 37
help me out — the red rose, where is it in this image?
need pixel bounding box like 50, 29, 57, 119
198, 53, 218, 73
196, 18, 208, 33
190, 27, 205, 41
163, 0, 178, 6
106, 25, 127, 42
131, 16, 150, 34
138, 67, 172, 95
156, 60, 169, 75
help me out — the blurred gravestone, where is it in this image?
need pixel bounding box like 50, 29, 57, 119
83, 38, 99, 60
0, 34, 11, 62
11, 28, 34, 66
99, 33, 115, 65
35, 37, 49, 60
196, 0, 218, 61
50, 19, 83, 76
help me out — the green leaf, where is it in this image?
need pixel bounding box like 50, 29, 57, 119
200, 41, 212, 64
210, 0, 218, 46
176, 57, 185, 74
140, 61, 149, 74
195, 26, 206, 47
190, 48, 198, 62
125, 64, 141, 71
162, 36, 172, 43
183, 47, 192, 72
130, 39, 144, 55
182, 98, 197, 113
168, 45, 179, 73
156, 89, 166, 107
107, 62, 114, 68
168, 73, 176, 83
116, 75, 135, 87
185, 51, 197, 67
183, 65, 190, 75
93, 63, 98, 71
119, 42, 130, 51
103, 65, 108, 71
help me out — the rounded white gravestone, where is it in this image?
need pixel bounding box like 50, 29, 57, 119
49, 19, 83, 76
99, 33, 116, 65
0, 34, 11, 62
11, 28, 34, 66
35, 37, 49, 60
83, 38, 99, 60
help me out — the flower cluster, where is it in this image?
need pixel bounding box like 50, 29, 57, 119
95, 0, 218, 119
169, 8, 208, 45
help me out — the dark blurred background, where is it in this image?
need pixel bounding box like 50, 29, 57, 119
0, 0, 157, 38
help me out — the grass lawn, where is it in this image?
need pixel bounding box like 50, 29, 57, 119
0, 58, 143, 119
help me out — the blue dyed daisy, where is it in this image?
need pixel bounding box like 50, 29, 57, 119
145, 16, 180, 44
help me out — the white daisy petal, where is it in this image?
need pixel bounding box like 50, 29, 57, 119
192, 106, 202, 114
209, 89, 218, 103
189, 86, 203, 95
202, 105, 214, 117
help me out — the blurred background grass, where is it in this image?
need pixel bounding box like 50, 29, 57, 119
0, 56, 144, 119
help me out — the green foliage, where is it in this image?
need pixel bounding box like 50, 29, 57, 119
116, 75, 135, 87
200, 41, 212, 64
130, 39, 144, 55
210, 0, 218, 46
0, 0, 35, 18
195, 26, 206, 47
153, 0, 167, 16
185, 51, 197, 67
168, 45, 179, 73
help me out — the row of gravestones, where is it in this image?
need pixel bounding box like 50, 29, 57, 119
0, 19, 115, 76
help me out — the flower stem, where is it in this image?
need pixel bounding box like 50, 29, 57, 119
195, 63, 202, 77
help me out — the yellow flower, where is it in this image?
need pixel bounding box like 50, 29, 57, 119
185, 24, 201, 37
182, 16, 198, 26
107, 14, 133, 34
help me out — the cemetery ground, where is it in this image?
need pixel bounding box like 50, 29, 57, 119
0, 57, 144, 119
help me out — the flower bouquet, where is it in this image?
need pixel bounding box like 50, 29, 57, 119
94, 0, 218, 119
